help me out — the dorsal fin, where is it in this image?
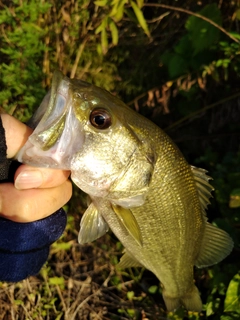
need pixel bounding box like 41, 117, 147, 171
191, 166, 234, 267
195, 222, 234, 267
191, 166, 214, 211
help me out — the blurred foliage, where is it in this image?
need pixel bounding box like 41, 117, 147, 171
0, 0, 240, 319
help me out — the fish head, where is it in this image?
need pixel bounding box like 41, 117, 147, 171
18, 71, 156, 205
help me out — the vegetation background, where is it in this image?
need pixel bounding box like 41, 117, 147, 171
0, 0, 240, 319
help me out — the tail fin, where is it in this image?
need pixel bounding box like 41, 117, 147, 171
162, 285, 202, 312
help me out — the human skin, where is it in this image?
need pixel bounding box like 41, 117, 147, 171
0, 114, 72, 222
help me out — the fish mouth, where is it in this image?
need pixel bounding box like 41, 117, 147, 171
17, 71, 84, 169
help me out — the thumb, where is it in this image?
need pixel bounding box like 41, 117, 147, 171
1, 114, 33, 159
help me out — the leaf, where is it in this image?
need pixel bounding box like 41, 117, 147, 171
109, 20, 118, 45
95, 17, 108, 34
101, 28, 108, 54
148, 285, 158, 294
94, 0, 108, 6
224, 273, 240, 313
95, 21, 105, 34
130, 1, 150, 37
136, 0, 144, 8
229, 188, 240, 208
235, 8, 240, 20
127, 291, 134, 300
185, 3, 222, 54
229, 31, 240, 40
221, 316, 240, 320
49, 277, 65, 287
168, 54, 189, 79
109, 0, 127, 22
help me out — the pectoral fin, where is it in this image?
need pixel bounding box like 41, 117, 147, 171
78, 202, 109, 244
195, 222, 234, 268
112, 205, 143, 246
118, 251, 143, 268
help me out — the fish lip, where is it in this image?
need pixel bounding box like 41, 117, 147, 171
17, 71, 85, 168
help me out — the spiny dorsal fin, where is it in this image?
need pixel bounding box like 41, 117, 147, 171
112, 204, 143, 246
78, 202, 109, 244
191, 166, 234, 267
118, 251, 143, 268
195, 222, 234, 268
191, 166, 214, 211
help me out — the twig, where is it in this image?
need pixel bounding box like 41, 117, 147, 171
166, 92, 240, 131
56, 284, 67, 313
144, 3, 240, 43
70, 37, 88, 79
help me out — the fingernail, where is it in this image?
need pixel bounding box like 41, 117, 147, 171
15, 170, 43, 190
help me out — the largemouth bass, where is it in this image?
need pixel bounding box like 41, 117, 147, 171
18, 71, 233, 312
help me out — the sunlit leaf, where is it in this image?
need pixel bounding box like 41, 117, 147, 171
130, 1, 150, 37
235, 8, 240, 20
224, 273, 240, 313
101, 28, 108, 54
95, 17, 108, 34
109, 20, 118, 45
229, 188, 240, 208
49, 276, 65, 286
94, 0, 108, 6
110, 0, 127, 22
148, 285, 158, 294
127, 291, 134, 300
136, 0, 144, 8
95, 21, 104, 34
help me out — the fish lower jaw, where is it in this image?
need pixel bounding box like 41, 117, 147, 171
71, 174, 112, 198
20, 143, 73, 169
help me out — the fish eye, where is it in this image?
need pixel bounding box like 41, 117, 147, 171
89, 108, 112, 129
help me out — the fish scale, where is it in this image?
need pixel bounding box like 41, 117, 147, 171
17, 70, 234, 312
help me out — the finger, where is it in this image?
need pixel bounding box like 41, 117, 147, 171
14, 165, 71, 190
1, 114, 33, 158
0, 180, 72, 222
1, 114, 71, 189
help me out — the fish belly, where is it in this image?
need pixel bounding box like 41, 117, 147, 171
102, 150, 203, 311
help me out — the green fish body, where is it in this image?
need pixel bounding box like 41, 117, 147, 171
18, 71, 233, 312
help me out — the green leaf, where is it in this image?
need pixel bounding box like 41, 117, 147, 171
52, 242, 72, 251
55, 313, 64, 320
221, 314, 240, 320
229, 188, 240, 208
109, 0, 127, 22
148, 285, 158, 294
168, 54, 189, 79
49, 277, 65, 286
127, 291, 134, 300
95, 17, 108, 34
14, 300, 24, 305
229, 31, 240, 40
235, 8, 240, 20
94, 0, 108, 6
136, 0, 144, 8
109, 19, 118, 45
224, 273, 240, 313
101, 28, 108, 54
130, 1, 150, 37
185, 3, 222, 54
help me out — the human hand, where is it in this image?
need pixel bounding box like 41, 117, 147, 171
0, 114, 72, 222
